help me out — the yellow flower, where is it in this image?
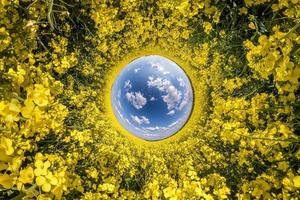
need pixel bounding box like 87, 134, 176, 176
21, 99, 35, 119
248, 22, 256, 30
37, 194, 52, 200
34, 158, 61, 193
36, 176, 46, 186
7, 65, 26, 86
219, 30, 225, 37
34, 160, 50, 176
0, 137, 14, 156
27, 84, 51, 107
0, 99, 21, 123
293, 176, 300, 188
19, 166, 34, 184
98, 183, 115, 193
239, 7, 248, 15
0, 174, 14, 189
163, 187, 177, 199
46, 172, 58, 186
203, 22, 212, 34
42, 182, 51, 192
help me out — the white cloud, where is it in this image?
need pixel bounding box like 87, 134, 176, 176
115, 106, 124, 121
167, 110, 175, 115
177, 77, 185, 87
117, 90, 121, 98
130, 115, 150, 125
163, 71, 170, 75
150, 97, 156, 101
144, 126, 160, 131
124, 80, 132, 90
126, 91, 147, 109
147, 77, 182, 110
134, 68, 141, 73
125, 118, 133, 126
143, 126, 168, 131
117, 100, 122, 109
168, 119, 181, 128
151, 63, 164, 71
178, 90, 191, 110
163, 85, 182, 110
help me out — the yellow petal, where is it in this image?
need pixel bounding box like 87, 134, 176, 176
8, 99, 21, 113
0, 137, 14, 155
49, 176, 58, 186
43, 161, 51, 169
34, 160, 44, 168
19, 166, 34, 184
52, 185, 63, 200
293, 176, 300, 188
34, 168, 43, 176
0, 162, 8, 171
36, 176, 46, 186
21, 100, 35, 118
0, 101, 6, 115
42, 182, 51, 192
0, 174, 15, 189
0, 149, 12, 162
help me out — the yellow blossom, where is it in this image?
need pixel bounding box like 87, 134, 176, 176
293, 176, 300, 188
19, 166, 34, 184
27, 84, 51, 107
203, 22, 212, 34
0, 174, 14, 189
248, 22, 256, 30
0, 137, 14, 156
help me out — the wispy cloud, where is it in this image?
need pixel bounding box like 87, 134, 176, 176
124, 80, 132, 90
178, 90, 191, 110
134, 68, 141, 73
177, 77, 185, 87
167, 110, 175, 115
130, 115, 150, 125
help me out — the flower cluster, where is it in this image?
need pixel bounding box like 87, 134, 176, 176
0, 0, 299, 199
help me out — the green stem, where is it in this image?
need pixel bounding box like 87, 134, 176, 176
47, 0, 55, 31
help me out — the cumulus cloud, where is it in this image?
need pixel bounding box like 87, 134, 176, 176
130, 115, 150, 125
178, 90, 191, 110
124, 80, 132, 90
147, 77, 182, 110
163, 85, 182, 110
167, 110, 175, 115
126, 91, 147, 109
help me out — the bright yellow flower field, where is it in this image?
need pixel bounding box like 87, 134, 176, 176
0, 0, 299, 199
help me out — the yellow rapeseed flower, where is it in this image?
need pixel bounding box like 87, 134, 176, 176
19, 166, 34, 184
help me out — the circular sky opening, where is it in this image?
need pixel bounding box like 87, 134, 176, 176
111, 55, 193, 141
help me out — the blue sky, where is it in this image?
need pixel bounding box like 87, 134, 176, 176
111, 55, 193, 141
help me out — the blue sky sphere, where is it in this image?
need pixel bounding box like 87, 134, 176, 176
111, 55, 193, 141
